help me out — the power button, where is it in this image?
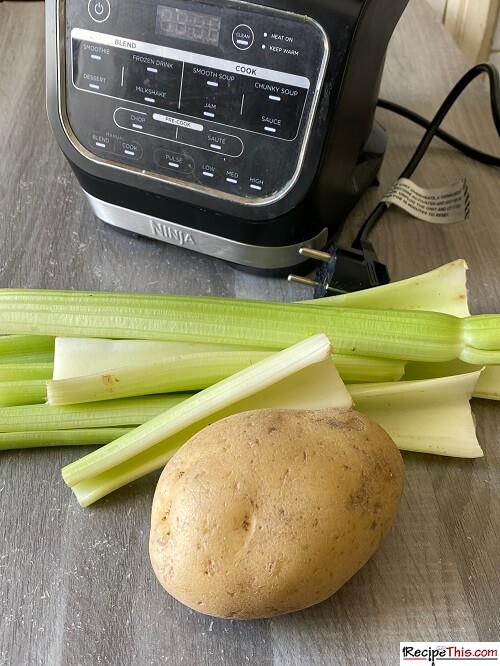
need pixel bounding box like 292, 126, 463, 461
88, 0, 110, 22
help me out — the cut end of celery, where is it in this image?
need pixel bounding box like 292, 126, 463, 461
348, 371, 484, 458
303, 260, 471, 317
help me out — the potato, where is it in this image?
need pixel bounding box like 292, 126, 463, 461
149, 408, 404, 619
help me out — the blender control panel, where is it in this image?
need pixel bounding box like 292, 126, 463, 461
63, 0, 328, 204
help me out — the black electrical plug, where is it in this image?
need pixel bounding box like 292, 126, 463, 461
288, 240, 390, 298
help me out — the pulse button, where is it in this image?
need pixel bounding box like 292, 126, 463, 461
88, 0, 110, 23
154, 149, 195, 174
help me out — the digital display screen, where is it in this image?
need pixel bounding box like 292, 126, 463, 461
156, 6, 221, 47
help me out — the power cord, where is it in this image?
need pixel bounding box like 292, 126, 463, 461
376, 99, 500, 168
289, 63, 500, 298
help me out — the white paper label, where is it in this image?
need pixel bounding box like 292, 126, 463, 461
382, 178, 470, 224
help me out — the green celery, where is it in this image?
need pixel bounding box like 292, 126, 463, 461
0, 395, 187, 432
1, 288, 498, 362
67, 364, 484, 505
47, 351, 273, 405
53, 336, 405, 385
0, 334, 55, 355
2, 356, 352, 456
462, 315, 500, 351
67, 354, 353, 505
62, 334, 337, 489
0, 380, 47, 407
0, 428, 132, 450
52, 338, 267, 379
47, 349, 404, 406
0, 363, 53, 381
0, 353, 55, 365
460, 347, 500, 365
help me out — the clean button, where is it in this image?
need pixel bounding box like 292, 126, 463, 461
232, 24, 254, 50
88, 0, 110, 23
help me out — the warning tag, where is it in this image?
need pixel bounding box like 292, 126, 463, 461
382, 178, 470, 224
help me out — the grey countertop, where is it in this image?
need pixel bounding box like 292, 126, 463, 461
0, 1, 499, 664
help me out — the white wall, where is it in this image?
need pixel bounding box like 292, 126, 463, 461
491, 15, 500, 67
426, 0, 500, 64
426, 0, 447, 21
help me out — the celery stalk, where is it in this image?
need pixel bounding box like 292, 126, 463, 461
47, 351, 274, 405
303, 260, 471, 316
2, 356, 351, 457
52, 338, 266, 379
0, 334, 54, 369
53, 337, 405, 385
0, 380, 47, 407
68, 355, 353, 506
67, 362, 484, 505
2, 288, 499, 362
314, 355, 405, 382
304, 259, 500, 391
62, 334, 335, 488
348, 372, 483, 458
0, 352, 55, 366
0, 363, 53, 381
0, 334, 55, 355
460, 348, 500, 365
0, 428, 132, 450
0, 395, 187, 432
47, 349, 404, 406
462, 315, 500, 351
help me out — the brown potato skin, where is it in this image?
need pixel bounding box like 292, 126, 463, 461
149, 408, 404, 619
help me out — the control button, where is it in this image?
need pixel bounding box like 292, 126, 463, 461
206, 131, 243, 157
154, 148, 195, 174
249, 177, 264, 192
201, 164, 216, 180
177, 128, 243, 157
232, 25, 254, 50
81, 73, 109, 92
225, 170, 239, 185
125, 52, 183, 110
113, 108, 149, 132
116, 139, 143, 160
239, 80, 308, 140
88, 130, 113, 153
72, 39, 120, 96
179, 64, 242, 126
88, 0, 110, 23
113, 108, 151, 134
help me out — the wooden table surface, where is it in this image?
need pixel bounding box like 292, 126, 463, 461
0, 1, 499, 664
